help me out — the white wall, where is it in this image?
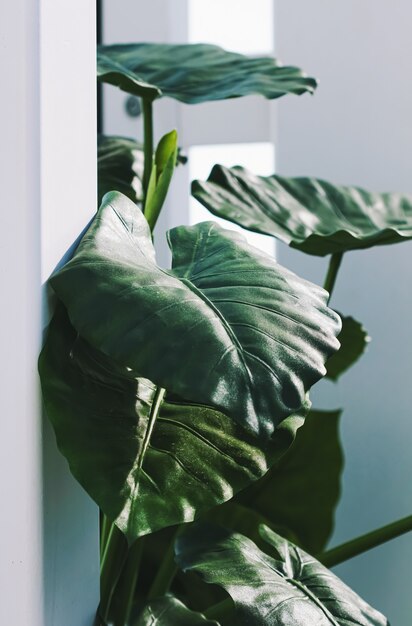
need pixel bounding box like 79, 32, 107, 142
0, 1, 43, 623
0, 1, 99, 624
41, 2, 99, 624
275, 2, 412, 624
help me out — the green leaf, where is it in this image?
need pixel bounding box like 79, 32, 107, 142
98, 135, 187, 207
175, 524, 389, 626
192, 164, 412, 256
326, 314, 370, 381
98, 135, 144, 205
39, 305, 295, 543
97, 43, 317, 104
97, 52, 161, 102
135, 597, 219, 625
155, 130, 179, 174
215, 409, 343, 554
145, 130, 178, 230
47, 191, 341, 440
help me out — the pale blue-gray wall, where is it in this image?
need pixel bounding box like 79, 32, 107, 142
276, 2, 412, 623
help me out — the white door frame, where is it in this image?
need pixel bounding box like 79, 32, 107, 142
1, 1, 99, 624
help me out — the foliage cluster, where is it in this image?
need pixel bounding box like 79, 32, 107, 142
38, 37, 412, 626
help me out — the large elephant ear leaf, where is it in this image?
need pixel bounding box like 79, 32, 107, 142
49, 191, 341, 439
135, 597, 219, 625
97, 43, 317, 103
175, 523, 389, 626
192, 164, 412, 256
39, 305, 292, 543
232, 408, 344, 554
326, 314, 370, 381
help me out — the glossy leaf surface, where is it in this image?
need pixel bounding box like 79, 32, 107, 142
97, 43, 317, 103
49, 191, 341, 439
175, 524, 389, 625
326, 314, 370, 381
97, 52, 161, 101
213, 410, 343, 554
192, 164, 412, 256
135, 597, 219, 625
39, 306, 290, 543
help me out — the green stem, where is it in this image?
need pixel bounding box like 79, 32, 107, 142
147, 528, 181, 601
100, 523, 128, 622
319, 514, 412, 568
204, 598, 234, 621
323, 252, 343, 303
112, 538, 144, 626
142, 98, 154, 210
138, 387, 166, 472
93, 608, 107, 626
100, 513, 111, 561
98, 382, 167, 624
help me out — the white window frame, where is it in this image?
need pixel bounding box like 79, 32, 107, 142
102, 0, 276, 265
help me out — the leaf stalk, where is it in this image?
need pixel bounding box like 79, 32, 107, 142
112, 538, 144, 626
147, 527, 180, 600
204, 598, 234, 621
319, 514, 412, 567
323, 252, 343, 303
99, 387, 166, 623
142, 98, 154, 210
100, 524, 128, 622
100, 513, 112, 561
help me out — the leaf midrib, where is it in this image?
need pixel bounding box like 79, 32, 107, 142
125, 386, 166, 532
285, 578, 340, 625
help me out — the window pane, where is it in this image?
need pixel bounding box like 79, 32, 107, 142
190, 143, 275, 256
188, 0, 274, 54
